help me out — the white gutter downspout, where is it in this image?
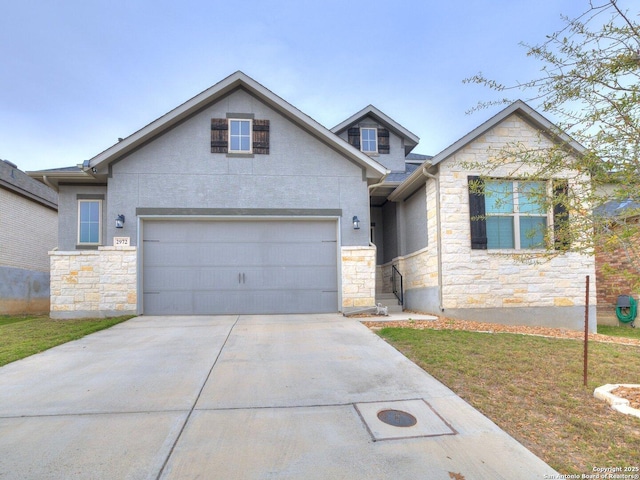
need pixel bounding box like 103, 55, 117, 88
42, 175, 58, 192
422, 166, 444, 312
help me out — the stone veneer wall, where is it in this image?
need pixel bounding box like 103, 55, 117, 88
341, 246, 376, 309
50, 247, 137, 319
435, 114, 597, 330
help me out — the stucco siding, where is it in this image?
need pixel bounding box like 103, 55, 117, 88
106, 89, 369, 248
400, 185, 427, 255
381, 202, 398, 264
57, 186, 107, 251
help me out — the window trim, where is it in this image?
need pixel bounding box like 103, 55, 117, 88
360, 127, 378, 153
228, 118, 253, 154
77, 199, 102, 246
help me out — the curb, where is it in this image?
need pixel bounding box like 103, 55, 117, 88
593, 384, 640, 418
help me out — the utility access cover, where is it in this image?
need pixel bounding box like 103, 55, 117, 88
355, 399, 456, 441
377, 409, 417, 427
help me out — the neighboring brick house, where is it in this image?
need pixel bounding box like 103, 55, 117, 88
0, 159, 58, 314
594, 199, 640, 325
28, 73, 596, 331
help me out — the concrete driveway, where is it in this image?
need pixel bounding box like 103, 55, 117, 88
0, 314, 556, 479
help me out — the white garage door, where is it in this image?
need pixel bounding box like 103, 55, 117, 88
142, 219, 338, 315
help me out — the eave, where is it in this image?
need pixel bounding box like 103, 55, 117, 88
84, 71, 388, 180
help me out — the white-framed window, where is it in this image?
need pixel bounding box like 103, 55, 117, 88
77, 199, 102, 245
485, 180, 548, 249
360, 127, 378, 153
229, 119, 252, 153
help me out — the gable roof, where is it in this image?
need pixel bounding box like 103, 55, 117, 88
331, 105, 420, 156
389, 100, 587, 201
42, 71, 387, 183
1, 160, 57, 210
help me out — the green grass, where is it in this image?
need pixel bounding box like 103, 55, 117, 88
377, 327, 640, 476
598, 324, 640, 340
0, 315, 133, 367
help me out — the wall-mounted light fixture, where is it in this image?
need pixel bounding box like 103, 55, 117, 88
352, 216, 360, 230
115, 214, 125, 229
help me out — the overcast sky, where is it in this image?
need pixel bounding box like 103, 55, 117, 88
0, 0, 629, 172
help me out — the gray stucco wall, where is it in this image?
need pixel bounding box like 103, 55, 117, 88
0, 266, 50, 314
405, 286, 440, 313
57, 186, 107, 251
382, 202, 398, 264
400, 186, 427, 256
370, 206, 384, 264
58, 89, 372, 250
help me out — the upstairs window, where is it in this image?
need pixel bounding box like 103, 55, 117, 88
347, 127, 389, 154
360, 127, 378, 153
211, 117, 269, 154
229, 119, 252, 153
78, 199, 102, 245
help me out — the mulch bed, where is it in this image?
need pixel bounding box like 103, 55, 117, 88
612, 386, 640, 409
361, 316, 640, 347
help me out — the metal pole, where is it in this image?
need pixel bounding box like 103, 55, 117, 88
584, 275, 590, 387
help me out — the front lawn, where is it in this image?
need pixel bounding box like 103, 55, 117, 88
598, 324, 640, 340
0, 315, 133, 367
376, 327, 640, 476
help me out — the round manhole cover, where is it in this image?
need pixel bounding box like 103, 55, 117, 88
377, 409, 417, 427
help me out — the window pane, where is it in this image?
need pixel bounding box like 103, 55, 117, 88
519, 181, 546, 214
229, 120, 251, 152
89, 202, 99, 222
485, 181, 513, 214
520, 216, 547, 249
79, 201, 100, 243
79, 225, 90, 243
487, 216, 514, 249
361, 128, 377, 152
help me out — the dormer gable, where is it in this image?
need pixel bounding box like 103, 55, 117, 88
332, 105, 419, 173
332, 105, 419, 155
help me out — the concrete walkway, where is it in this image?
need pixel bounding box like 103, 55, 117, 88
0, 315, 557, 479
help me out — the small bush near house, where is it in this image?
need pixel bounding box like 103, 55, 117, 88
377, 327, 640, 476
0, 315, 133, 367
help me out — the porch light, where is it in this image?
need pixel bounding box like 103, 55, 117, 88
115, 214, 125, 229
352, 216, 360, 230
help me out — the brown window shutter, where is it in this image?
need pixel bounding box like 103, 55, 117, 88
347, 128, 360, 149
378, 128, 390, 154
211, 118, 228, 153
253, 119, 270, 154
468, 176, 487, 250
553, 179, 570, 250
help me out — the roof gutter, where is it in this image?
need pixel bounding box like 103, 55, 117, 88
42, 175, 58, 192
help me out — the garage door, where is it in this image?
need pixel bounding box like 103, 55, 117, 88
142, 220, 338, 315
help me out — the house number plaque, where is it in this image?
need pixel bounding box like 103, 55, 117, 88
114, 237, 130, 246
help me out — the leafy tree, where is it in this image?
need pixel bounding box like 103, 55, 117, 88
464, 0, 640, 286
